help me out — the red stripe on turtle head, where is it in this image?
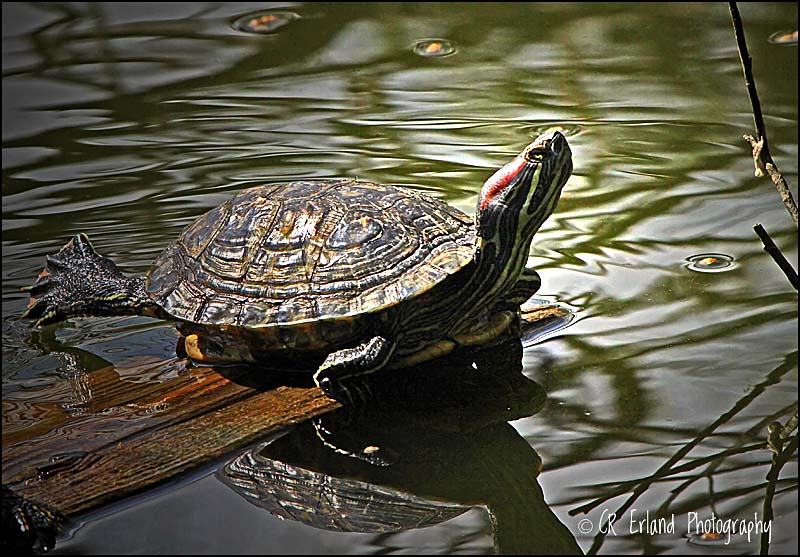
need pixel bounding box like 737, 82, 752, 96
478, 155, 528, 210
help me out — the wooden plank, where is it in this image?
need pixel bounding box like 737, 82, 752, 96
3, 358, 264, 480
3, 306, 565, 518
11, 385, 338, 516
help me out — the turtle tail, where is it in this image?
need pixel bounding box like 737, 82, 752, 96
22, 234, 162, 327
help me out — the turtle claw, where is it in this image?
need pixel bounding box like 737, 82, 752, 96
22, 300, 62, 329
21, 276, 64, 327
44, 254, 69, 271
317, 375, 375, 405
314, 336, 395, 404
22, 275, 55, 298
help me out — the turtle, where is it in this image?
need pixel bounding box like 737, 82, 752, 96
23, 130, 572, 402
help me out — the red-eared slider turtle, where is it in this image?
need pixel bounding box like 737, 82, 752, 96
24, 131, 572, 401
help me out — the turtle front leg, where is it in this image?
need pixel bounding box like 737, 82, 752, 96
314, 336, 396, 403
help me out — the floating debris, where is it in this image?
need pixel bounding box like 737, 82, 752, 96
233, 11, 299, 34
412, 39, 456, 58
519, 299, 577, 346
686, 253, 736, 273
768, 30, 798, 45
687, 531, 724, 545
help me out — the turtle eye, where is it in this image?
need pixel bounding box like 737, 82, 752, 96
524, 147, 546, 162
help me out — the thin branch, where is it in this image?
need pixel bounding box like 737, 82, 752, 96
570, 359, 794, 518
655, 404, 797, 517
761, 432, 799, 555
781, 409, 798, 439
571, 442, 766, 516
570, 356, 795, 554
729, 2, 798, 227
745, 135, 799, 226
729, 2, 770, 158
754, 224, 799, 290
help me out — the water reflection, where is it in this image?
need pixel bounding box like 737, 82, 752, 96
2, 1, 797, 554
232, 11, 299, 35
685, 253, 736, 273
2, 322, 191, 482
767, 30, 798, 45
220, 339, 582, 555
411, 39, 457, 58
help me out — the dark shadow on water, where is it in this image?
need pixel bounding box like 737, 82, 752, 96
218, 338, 583, 555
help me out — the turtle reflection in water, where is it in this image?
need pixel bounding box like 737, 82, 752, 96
219, 340, 582, 555
24, 131, 572, 402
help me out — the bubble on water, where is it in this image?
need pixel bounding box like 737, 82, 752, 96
685, 530, 748, 547
412, 39, 456, 58
686, 253, 736, 273
519, 298, 577, 346
233, 11, 299, 34
768, 30, 798, 45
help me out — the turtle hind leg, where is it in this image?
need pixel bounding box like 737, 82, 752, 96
314, 336, 396, 404
453, 310, 519, 348
23, 233, 158, 327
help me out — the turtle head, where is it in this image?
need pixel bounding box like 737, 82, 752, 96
476, 130, 572, 246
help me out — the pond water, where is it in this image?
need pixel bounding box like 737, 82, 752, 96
2, 2, 797, 555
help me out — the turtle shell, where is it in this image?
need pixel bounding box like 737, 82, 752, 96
145, 180, 476, 328
221, 448, 471, 534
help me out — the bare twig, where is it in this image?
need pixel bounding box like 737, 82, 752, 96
730, 6, 799, 549
754, 224, 799, 290
729, 2, 798, 227
781, 409, 798, 438
656, 404, 798, 517
761, 429, 798, 555
744, 135, 798, 225
570, 357, 795, 554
